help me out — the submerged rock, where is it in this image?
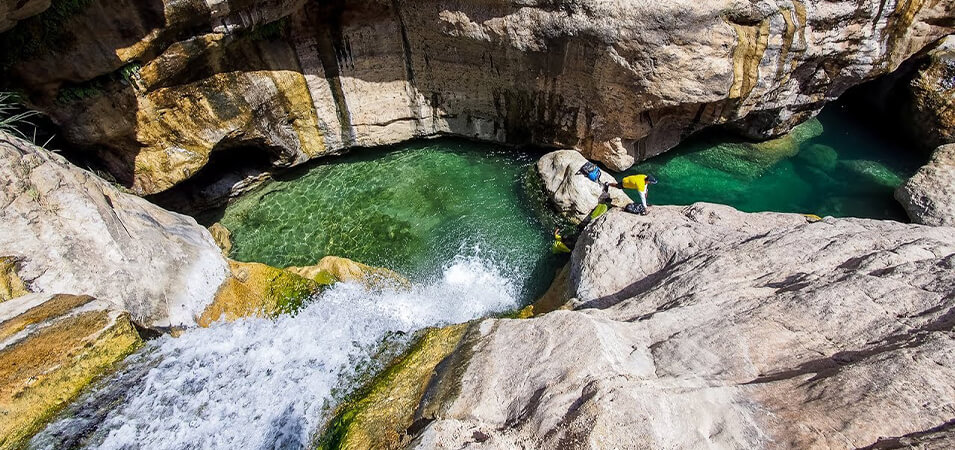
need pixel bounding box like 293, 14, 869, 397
796, 143, 839, 172
689, 119, 824, 180
0, 293, 142, 449
896, 143, 955, 226
208, 222, 233, 255
838, 159, 905, 191
415, 204, 955, 448
534, 150, 632, 223
0, 133, 230, 329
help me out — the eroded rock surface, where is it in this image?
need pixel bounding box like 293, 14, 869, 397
896, 143, 955, 226
901, 35, 955, 150
416, 204, 955, 448
0, 293, 142, 449
534, 150, 632, 223
2, 0, 952, 198
0, 134, 229, 328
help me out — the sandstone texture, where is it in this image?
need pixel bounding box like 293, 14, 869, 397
0, 133, 229, 328
0, 293, 142, 450
415, 204, 955, 448
896, 143, 955, 226
534, 150, 632, 223
1, 0, 952, 200
901, 35, 955, 150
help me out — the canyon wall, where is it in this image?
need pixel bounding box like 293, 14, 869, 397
2, 0, 953, 199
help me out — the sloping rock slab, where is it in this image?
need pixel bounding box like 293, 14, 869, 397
0, 134, 229, 328
415, 204, 955, 448
0, 293, 142, 449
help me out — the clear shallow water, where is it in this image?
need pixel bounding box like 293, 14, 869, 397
620, 104, 923, 220
32, 256, 518, 449
217, 139, 560, 302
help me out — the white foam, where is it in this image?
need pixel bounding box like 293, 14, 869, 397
87, 255, 517, 450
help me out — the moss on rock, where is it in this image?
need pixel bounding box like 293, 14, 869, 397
317, 324, 469, 450
688, 118, 823, 180
287, 256, 407, 289
0, 257, 28, 302
0, 294, 142, 449
198, 260, 320, 326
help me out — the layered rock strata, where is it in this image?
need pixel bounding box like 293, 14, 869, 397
0, 293, 142, 450
2, 0, 952, 199
896, 143, 955, 226
0, 133, 229, 329
414, 204, 955, 448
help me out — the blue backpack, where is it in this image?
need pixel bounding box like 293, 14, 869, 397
579, 162, 601, 182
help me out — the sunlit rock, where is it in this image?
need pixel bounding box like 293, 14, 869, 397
896, 143, 955, 226
0, 133, 230, 329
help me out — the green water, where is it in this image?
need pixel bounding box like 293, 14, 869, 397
217, 139, 561, 302
621, 105, 922, 220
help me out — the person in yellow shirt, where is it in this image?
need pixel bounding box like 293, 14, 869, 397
607, 174, 657, 214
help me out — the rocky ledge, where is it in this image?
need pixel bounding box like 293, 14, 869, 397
412, 204, 955, 448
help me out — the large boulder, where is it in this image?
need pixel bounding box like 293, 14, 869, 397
0, 293, 142, 449
534, 150, 632, 223
0, 134, 229, 328
1, 0, 951, 202
414, 204, 955, 448
896, 143, 955, 226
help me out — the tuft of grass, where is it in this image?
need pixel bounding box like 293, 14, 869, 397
0, 92, 40, 138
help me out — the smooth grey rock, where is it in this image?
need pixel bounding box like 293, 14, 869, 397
896, 143, 955, 227
417, 204, 955, 448
535, 150, 632, 223
0, 134, 229, 328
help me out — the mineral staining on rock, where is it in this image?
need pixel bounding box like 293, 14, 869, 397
0, 257, 28, 302
0, 293, 142, 450
897, 35, 955, 151
0, 133, 229, 329
2, 0, 952, 196
896, 143, 955, 226
416, 204, 955, 448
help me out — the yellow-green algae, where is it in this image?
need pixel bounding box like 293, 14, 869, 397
0, 295, 142, 449
198, 260, 321, 327
0, 257, 28, 302
317, 324, 469, 450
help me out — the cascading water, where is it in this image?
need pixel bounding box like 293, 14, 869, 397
32, 255, 518, 449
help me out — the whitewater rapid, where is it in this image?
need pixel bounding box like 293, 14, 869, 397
32, 255, 518, 449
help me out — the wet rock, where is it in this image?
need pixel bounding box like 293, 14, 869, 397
3, 0, 952, 197
287, 255, 407, 289
197, 260, 320, 327
0, 257, 29, 302
416, 204, 955, 448
0, 0, 49, 32
534, 150, 632, 223
208, 222, 233, 255
320, 324, 470, 450
0, 293, 142, 449
0, 133, 229, 329
896, 143, 955, 226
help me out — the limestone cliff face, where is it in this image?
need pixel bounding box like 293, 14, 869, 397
2, 0, 953, 197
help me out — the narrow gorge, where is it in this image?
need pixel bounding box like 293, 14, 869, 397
1, 0, 954, 449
